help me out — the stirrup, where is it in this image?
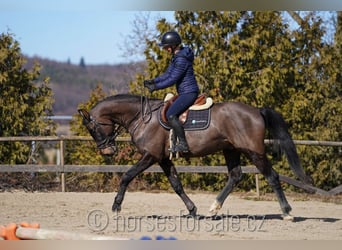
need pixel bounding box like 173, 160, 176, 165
174, 143, 189, 153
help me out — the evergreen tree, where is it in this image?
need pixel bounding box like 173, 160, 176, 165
79, 57, 86, 68
0, 32, 55, 164
281, 12, 342, 189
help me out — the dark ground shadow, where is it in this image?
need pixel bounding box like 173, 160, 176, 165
146, 213, 340, 223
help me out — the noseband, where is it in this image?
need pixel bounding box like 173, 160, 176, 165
86, 116, 123, 150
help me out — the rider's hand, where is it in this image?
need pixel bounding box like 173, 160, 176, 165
143, 80, 156, 93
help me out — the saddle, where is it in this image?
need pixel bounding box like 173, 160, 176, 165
161, 93, 213, 124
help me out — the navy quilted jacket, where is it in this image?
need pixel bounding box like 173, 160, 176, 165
154, 46, 199, 94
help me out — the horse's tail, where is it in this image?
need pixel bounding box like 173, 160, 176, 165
259, 107, 313, 185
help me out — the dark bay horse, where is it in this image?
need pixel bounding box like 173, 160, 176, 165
79, 94, 313, 220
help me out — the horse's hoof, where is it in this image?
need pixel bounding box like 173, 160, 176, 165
189, 206, 197, 217
112, 203, 121, 213
207, 200, 222, 216
282, 214, 294, 222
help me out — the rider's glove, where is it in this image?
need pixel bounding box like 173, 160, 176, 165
143, 80, 156, 93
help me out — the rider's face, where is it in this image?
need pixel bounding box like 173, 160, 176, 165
163, 45, 173, 54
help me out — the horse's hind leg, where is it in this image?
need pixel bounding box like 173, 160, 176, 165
208, 149, 242, 216
159, 158, 197, 216
251, 152, 293, 220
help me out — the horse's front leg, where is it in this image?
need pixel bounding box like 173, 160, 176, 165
159, 158, 197, 216
112, 153, 156, 212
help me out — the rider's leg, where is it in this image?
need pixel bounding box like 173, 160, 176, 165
166, 93, 198, 153
168, 115, 189, 152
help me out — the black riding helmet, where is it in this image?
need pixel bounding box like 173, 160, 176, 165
159, 31, 182, 47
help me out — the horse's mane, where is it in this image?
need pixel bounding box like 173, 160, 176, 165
95, 94, 161, 107
104, 94, 141, 102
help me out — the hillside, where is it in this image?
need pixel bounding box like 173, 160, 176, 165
25, 56, 146, 115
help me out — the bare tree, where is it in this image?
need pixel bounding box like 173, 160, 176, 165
119, 12, 175, 62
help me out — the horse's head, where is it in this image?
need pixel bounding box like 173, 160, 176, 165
78, 109, 120, 155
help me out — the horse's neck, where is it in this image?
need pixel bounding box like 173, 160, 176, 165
107, 98, 160, 127
118, 104, 142, 128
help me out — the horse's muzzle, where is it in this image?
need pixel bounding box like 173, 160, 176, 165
100, 146, 116, 155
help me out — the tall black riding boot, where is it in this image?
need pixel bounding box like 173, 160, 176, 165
168, 115, 189, 153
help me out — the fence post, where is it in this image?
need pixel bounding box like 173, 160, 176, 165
255, 174, 260, 198
59, 139, 65, 192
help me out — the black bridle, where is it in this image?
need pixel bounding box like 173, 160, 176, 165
86, 96, 164, 151
85, 116, 123, 150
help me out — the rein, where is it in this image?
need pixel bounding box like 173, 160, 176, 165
128, 96, 163, 136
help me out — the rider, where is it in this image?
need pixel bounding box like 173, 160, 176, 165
144, 31, 199, 153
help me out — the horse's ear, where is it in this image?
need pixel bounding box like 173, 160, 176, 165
78, 109, 90, 122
